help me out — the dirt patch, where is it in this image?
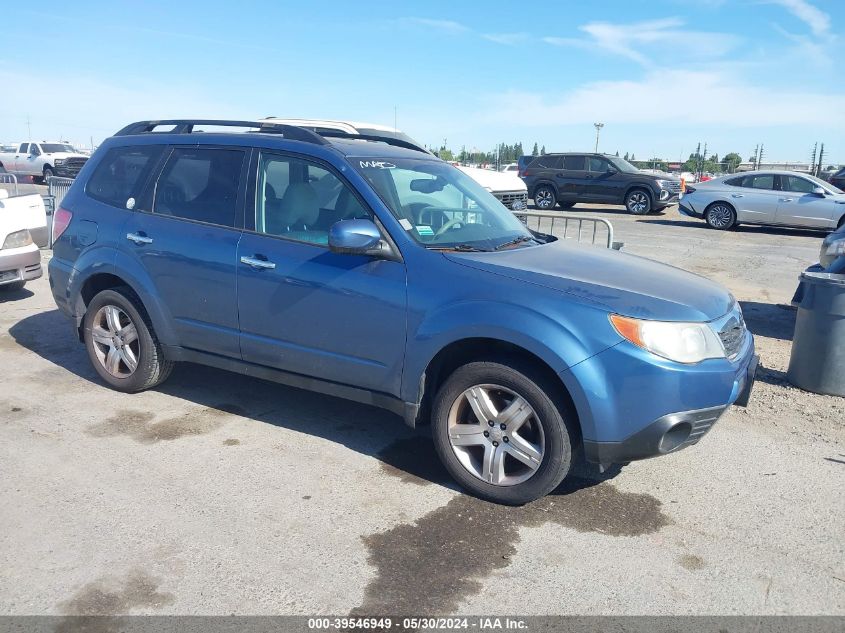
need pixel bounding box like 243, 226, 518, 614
85, 404, 245, 444
353, 478, 671, 615
223, 438, 240, 446
678, 554, 706, 571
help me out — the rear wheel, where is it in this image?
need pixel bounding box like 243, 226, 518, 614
533, 186, 556, 210
431, 359, 573, 505
83, 287, 173, 392
705, 202, 737, 230
625, 189, 652, 215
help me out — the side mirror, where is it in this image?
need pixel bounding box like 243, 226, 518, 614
812, 186, 827, 197
329, 219, 383, 256
606, 167, 617, 174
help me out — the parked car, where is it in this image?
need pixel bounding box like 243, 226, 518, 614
521, 153, 681, 214
500, 163, 519, 173
517, 155, 537, 176
0, 141, 89, 182
829, 167, 845, 191
49, 118, 756, 505
262, 118, 527, 211
679, 171, 845, 230
0, 189, 43, 291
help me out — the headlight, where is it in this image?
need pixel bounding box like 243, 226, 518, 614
54, 159, 65, 165
610, 314, 725, 364
2, 229, 33, 249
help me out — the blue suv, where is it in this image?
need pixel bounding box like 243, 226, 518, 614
49, 119, 757, 504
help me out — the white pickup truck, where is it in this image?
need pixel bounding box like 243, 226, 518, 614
0, 141, 89, 182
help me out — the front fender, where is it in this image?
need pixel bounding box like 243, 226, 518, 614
401, 299, 610, 403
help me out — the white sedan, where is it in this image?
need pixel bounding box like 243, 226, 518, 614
0, 189, 45, 291
679, 171, 845, 230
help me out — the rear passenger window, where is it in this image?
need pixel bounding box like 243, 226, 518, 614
86, 145, 164, 209
533, 155, 560, 169
256, 153, 370, 246
153, 148, 244, 227
563, 155, 586, 170
746, 174, 775, 190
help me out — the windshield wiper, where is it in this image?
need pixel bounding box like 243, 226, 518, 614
494, 235, 538, 251
427, 244, 489, 252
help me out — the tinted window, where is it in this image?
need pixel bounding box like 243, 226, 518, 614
18, 143, 28, 153
588, 157, 611, 172
257, 153, 370, 246
533, 154, 560, 169
563, 155, 586, 170
30, 145, 41, 156
782, 175, 816, 193
725, 177, 744, 186
746, 174, 775, 190
86, 145, 164, 209
154, 148, 244, 227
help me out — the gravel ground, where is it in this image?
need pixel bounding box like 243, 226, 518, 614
0, 202, 842, 618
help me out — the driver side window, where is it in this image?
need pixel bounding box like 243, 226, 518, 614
256, 153, 371, 246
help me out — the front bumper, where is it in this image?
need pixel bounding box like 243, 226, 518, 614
655, 189, 680, 207
0, 244, 42, 285
582, 353, 758, 464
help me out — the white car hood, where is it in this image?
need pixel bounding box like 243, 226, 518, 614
44, 152, 87, 159
458, 166, 526, 193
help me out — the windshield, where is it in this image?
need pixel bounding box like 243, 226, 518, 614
353, 157, 536, 251
40, 143, 76, 153
806, 173, 844, 195
608, 156, 641, 173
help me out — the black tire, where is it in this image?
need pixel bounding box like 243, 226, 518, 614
82, 286, 174, 392
625, 188, 652, 215
431, 359, 574, 505
704, 202, 737, 230
0, 162, 7, 174
533, 185, 557, 210
0, 281, 25, 292
43, 166, 55, 181
558, 201, 575, 210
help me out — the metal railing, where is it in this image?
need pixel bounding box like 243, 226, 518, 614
0, 173, 18, 196
47, 176, 74, 209
515, 210, 621, 249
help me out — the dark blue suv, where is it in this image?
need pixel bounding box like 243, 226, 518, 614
49, 119, 757, 504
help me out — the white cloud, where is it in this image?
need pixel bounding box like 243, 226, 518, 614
767, 0, 831, 37
545, 17, 741, 67
481, 70, 845, 129
482, 32, 528, 45
398, 17, 469, 34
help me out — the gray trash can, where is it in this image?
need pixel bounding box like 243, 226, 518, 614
787, 271, 845, 396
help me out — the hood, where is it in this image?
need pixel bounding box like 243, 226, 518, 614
445, 239, 733, 322
458, 166, 527, 193
45, 152, 87, 159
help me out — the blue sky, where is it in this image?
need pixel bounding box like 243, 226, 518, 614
2, 0, 843, 163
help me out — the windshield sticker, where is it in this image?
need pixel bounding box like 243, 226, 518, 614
359, 160, 396, 169
415, 225, 435, 236
399, 218, 413, 231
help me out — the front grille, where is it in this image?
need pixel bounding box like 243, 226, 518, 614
665, 181, 681, 193
59, 157, 88, 177
494, 190, 528, 210
718, 313, 746, 359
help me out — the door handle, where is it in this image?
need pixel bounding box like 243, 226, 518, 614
731, 194, 744, 198
779, 198, 794, 203
240, 255, 276, 270
126, 232, 153, 245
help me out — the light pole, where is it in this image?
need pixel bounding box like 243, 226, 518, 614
593, 123, 604, 153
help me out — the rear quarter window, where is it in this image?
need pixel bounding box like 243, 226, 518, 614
86, 145, 165, 209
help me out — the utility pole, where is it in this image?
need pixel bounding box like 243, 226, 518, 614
817, 143, 825, 176
593, 123, 604, 153
757, 144, 765, 171
810, 143, 818, 175
394, 106, 397, 131
26, 115, 32, 142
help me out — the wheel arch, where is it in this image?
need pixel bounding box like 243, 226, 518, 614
415, 337, 582, 440
623, 183, 653, 201
531, 179, 557, 198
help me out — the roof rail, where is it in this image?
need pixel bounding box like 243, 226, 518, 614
113, 119, 329, 145
314, 130, 429, 154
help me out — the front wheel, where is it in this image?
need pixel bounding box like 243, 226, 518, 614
83, 287, 174, 392
625, 189, 652, 215
704, 202, 736, 230
431, 360, 573, 505
533, 186, 557, 210
43, 166, 55, 182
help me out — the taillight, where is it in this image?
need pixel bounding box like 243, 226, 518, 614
52, 207, 73, 243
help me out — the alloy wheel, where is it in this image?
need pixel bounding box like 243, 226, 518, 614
90, 305, 140, 378
627, 191, 649, 214
535, 189, 554, 209
447, 384, 545, 486
707, 204, 734, 229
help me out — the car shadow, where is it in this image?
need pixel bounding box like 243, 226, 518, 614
9, 309, 620, 496
739, 300, 796, 342
0, 286, 35, 302
638, 218, 829, 238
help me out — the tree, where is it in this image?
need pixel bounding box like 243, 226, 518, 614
615, 150, 619, 157
540, 145, 546, 155
723, 152, 742, 173
631, 153, 636, 161
624, 152, 629, 160
532, 142, 539, 156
